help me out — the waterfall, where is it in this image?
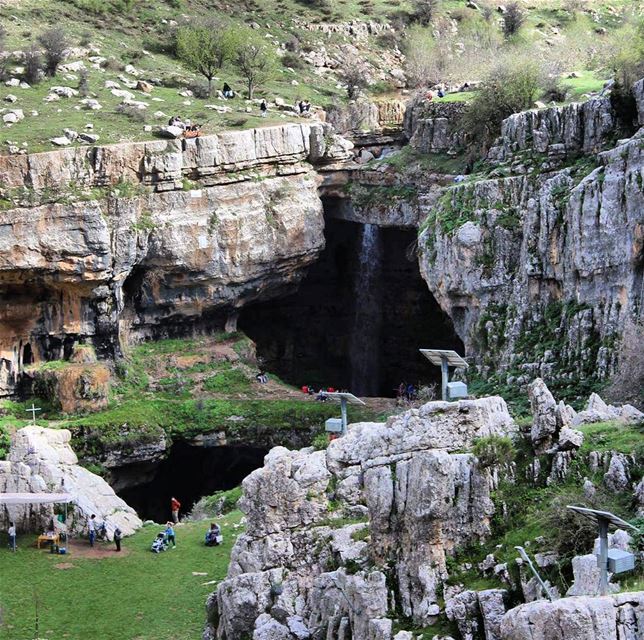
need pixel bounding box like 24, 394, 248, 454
349, 223, 383, 396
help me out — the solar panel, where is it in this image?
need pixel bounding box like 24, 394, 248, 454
567, 506, 639, 531
419, 349, 469, 368
325, 392, 366, 406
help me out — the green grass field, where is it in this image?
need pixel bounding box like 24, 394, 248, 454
0, 512, 243, 640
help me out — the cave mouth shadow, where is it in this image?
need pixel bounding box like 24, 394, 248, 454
239, 211, 463, 398
116, 442, 268, 523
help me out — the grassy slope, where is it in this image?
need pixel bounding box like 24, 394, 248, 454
0, 335, 386, 458
0, 512, 243, 640
0, 0, 632, 152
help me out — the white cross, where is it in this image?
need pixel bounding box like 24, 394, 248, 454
25, 403, 41, 425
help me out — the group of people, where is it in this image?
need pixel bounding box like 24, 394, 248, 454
297, 100, 311, 114
168, 116, 202, 135
397, 382, 417, 402
151, 522, 177, 553
256, 370, 269, 384
301, 385, 339, 402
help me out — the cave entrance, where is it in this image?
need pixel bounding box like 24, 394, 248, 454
239, 204, 463, 397
115, 443, 268, 523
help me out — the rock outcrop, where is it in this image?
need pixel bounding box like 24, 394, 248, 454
0, 426, 141, 538
0, 123, 347, 395
209, 397, 515, 639
499, 592, 644, 640
418, 92, 644, 393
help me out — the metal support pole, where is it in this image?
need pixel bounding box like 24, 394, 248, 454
441, 356, 449, 401
598, 518, 609, 596
515, 546, 556, 601
340, 397, 348, 434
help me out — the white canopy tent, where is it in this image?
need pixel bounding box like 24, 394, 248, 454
0, 493, 74, 505
0, 493, 74, 550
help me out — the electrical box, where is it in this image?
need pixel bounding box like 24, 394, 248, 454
607, 548, 635, 574
325, 418, 343, 433
447, 381, 468, 400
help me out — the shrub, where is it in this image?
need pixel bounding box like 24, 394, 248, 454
116, 103, 146, 122
23, 45, 43, 85
282, 52, 306, 70
0, 424, 9, 460
502, 2, 525, 38
460, 58, 542, 149
472, 435, 516, 468
0, 22, 8, 81
411, 0, 440, 26
312, 431, 330, 450
541, 76, 568, 103
608, 19, 644, 131
38, 27, 69, 76
338, 54, 370, 99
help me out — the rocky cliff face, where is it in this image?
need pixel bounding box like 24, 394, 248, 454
207, 397, 515, 640
416, 94, 643, 395
0, 123, 350, 395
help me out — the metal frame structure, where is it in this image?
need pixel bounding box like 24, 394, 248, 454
567, 505, 639, 596
325, 392, 365, 434
419, 349, 468, 401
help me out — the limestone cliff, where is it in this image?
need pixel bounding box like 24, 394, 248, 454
0, 123, 349, 395
415, 94, 643, 395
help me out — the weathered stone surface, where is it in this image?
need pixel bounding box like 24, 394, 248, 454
0, 426, 141, 538
566, 554, 618, 597
573, 393, 644, 426
418, 101, 644, 391
500, 593, 644, 640
213, 398, 514, 638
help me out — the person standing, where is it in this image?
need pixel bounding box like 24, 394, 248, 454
88, 514, 96, 547
8, 521, 16, 551
165, 522, 176, 549
114, 527, 122, 552
171, 496, 181, 524
260, 99, 267, 117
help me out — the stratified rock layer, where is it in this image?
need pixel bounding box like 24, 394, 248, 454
0, 124, 335, 395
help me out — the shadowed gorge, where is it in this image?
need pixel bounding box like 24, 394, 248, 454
239, 206, 463, 397
116, 443, 269, 523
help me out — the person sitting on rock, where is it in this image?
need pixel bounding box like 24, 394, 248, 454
222, 83, 233, 99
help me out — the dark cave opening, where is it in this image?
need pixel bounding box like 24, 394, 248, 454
239, 201, 463, 397
115, 442, 268, 523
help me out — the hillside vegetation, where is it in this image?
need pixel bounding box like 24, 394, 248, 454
0, 0, 640, 151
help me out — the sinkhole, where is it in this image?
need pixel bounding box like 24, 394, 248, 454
114, 442, 268, 523
239, 203, 463, 397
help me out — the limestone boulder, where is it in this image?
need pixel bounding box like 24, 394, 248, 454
573, 393, 644, 426
500, 593, 644, 640
0, 426, 141, 538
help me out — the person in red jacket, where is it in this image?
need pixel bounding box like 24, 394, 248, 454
171, 496, 181, 524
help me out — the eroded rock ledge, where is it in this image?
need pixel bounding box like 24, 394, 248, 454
0, 123, 352, 395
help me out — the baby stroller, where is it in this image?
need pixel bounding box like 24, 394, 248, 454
151, 532, 168, 553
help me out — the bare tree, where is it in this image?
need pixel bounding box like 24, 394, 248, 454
339, 55, 370, 99
23, 45, 42, 85
38, 27, 68, 76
